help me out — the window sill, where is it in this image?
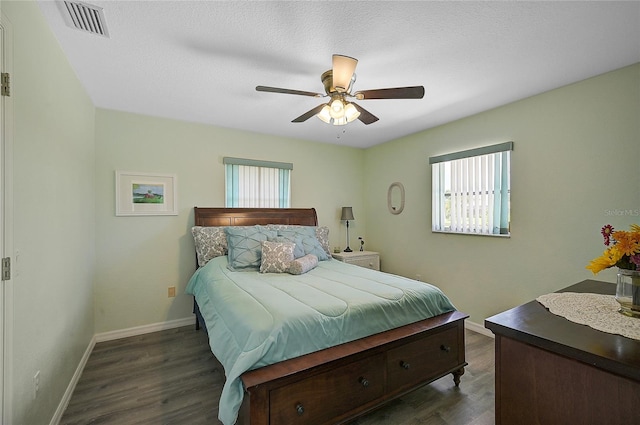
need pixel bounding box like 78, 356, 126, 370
432, 230, 511, 238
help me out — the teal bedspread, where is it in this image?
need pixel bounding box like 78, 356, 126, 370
186, 256, 455, 425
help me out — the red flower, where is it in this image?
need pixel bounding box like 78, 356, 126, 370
601, 224, 614, 246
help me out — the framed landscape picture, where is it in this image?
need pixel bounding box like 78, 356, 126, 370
115, 171, 178, 216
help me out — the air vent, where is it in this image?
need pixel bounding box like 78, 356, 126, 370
61, 1, 109, 38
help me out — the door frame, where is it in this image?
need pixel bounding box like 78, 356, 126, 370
0, 10, 14, 425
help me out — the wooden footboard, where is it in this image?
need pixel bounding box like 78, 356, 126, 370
238, 310, 468, 425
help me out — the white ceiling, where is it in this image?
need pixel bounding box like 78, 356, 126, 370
37, 1, 640, 148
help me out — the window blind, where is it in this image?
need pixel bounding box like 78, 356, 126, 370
430, 142, 512, 235
223, 157, 292, 208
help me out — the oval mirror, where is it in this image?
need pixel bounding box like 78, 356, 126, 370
387, 182, 405, 215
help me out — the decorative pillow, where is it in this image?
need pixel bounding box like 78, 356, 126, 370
260, 240, 295, 273
288, 254, 319, 275
278, 227, 330, 261
266, 224, 299, 231
266, 224, 312, 235
266, 225, 331, 258
315, 226, 331, 256
269, 235, 305, 259
191, 226, 228, 267
225, 226, 277, 271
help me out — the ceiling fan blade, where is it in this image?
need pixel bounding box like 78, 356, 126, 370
354, 86, 425, 100
332, 54, 358, 93
352, 102, 379, 125
256, 86, 323, 97
292, 104, 326, 123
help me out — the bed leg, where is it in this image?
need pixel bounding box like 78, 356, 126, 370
193, 298, 202, 331
452, 367, 465, 387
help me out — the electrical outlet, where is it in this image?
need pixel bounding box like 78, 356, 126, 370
33, 371, 40, 399
168, 286, 176, 297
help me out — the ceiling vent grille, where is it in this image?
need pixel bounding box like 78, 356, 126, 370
61, 1, 109, 38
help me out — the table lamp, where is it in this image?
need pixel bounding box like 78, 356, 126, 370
340, 207, 355, 252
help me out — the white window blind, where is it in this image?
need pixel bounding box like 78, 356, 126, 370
224, 157, 292, 208
430, 142, 512, 236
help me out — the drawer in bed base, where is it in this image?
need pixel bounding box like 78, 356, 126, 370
269, 353, 384, 424
239, 311, 468, 425
386, 326, 461, 394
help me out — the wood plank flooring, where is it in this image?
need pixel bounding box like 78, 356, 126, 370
61, 327, 494, 425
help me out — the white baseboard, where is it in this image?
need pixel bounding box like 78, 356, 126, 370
465, 320, 495, 338
95, 316, 196, 342
49, 335, 96, 425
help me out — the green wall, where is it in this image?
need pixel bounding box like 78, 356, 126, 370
3, 1, 96, 424
363, 63, 640, 326
94, 109, 365, 332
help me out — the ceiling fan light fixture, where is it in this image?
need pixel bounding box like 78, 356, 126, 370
333, 117, 348, 125
344, 102, 360, 122
329, 98, 345, 119
317, 102, 347, 125
317, 105, 332, 124
317, 100, 360, 126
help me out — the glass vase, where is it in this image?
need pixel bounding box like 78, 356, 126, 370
615, 268, 640, 318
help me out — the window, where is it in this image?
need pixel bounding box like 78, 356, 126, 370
224, 157, 292, 208
430, 142, 512, 236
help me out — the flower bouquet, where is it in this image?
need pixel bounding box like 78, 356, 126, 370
587, 224, 640, 317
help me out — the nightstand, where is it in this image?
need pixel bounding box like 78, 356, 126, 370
331, 251, 380, 271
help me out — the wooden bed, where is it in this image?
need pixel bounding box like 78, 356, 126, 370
193, 207, 468, 425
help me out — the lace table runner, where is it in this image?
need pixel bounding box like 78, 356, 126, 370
536, 292, 640, 341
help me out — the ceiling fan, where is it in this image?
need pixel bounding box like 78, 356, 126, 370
256, 54, 425, 126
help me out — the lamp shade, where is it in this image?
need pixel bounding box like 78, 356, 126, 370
340, 207, 355, 221
332, 55, 358, 92
317, 105, 332, 124
344, 102, 360, 122
329, 98, 345, 119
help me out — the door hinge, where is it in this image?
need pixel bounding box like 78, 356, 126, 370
2, 257, 10, 281
1, 72, 10, 97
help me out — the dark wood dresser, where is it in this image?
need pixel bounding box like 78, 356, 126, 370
485, 280, 640, 425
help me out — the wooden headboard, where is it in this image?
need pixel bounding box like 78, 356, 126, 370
194, 207, 318, 227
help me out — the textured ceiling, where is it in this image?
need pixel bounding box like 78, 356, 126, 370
37, 1, 640, 148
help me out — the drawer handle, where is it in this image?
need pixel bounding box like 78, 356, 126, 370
295, 403, 304, 416
359, 377, 370, 388
400, 361, 411, 370
440, 344, 451, 353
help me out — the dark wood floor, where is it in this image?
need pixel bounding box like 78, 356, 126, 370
61, 326, 494, 425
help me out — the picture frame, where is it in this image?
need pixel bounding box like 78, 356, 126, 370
115, 171, 178, 216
